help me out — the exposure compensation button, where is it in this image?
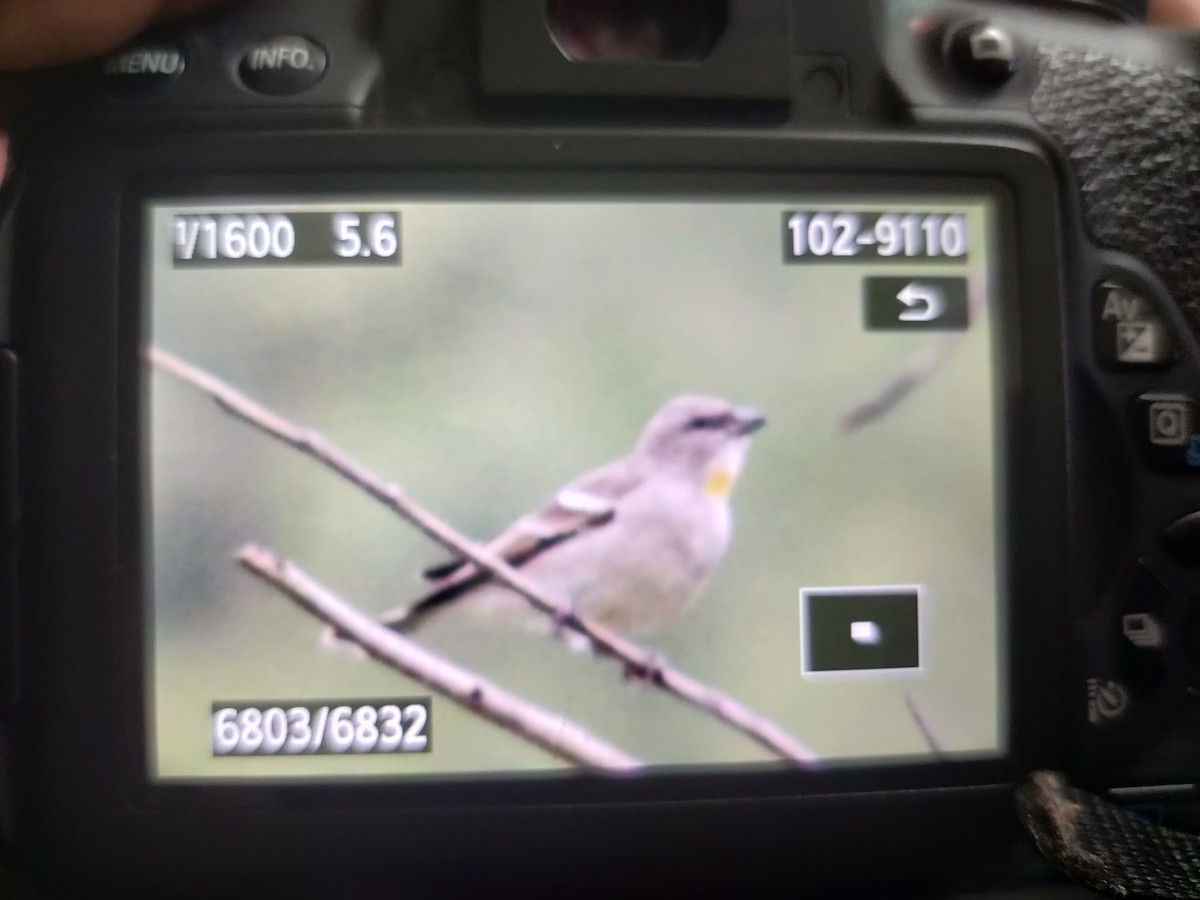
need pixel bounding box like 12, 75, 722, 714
1095, 280, 1175, 369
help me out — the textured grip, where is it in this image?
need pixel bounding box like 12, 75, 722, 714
1017, 772, 1200, 899
1029, 45, 1200, 336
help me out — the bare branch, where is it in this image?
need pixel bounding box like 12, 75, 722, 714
905, 692, 946, 758
238, 544, 641, 771
150, 346, 819, 765
841, 336, 952, 431
841, 289, 984, 430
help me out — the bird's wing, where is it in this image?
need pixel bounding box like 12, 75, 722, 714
381, 457, 643, 631
421, 457, 640, 582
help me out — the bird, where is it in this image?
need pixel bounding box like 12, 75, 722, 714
375, 394, 766, 642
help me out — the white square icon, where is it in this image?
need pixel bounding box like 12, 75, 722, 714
850, 621, 882, 646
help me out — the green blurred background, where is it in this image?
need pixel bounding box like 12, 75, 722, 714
147, 197, 1001, 780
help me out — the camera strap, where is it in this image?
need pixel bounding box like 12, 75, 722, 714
1018, 771, 1200, 899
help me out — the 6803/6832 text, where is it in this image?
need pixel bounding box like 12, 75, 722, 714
211, 699, 431, 756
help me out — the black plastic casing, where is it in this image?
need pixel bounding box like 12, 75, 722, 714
5, 0, 1200, 896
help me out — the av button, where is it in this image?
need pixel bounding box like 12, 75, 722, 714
1131, 392, 1200, 472
1095, 280, 1174, 369
239, 36, 327, 96
101, 43, 185, 98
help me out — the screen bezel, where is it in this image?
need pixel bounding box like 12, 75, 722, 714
122, 167, 1060, 810
16, 131, 1071, 889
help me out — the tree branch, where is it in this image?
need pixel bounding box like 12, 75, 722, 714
841, 335, 952, 431
841, 289, 984, 430
149, 346, 819, 765
238, 544, 641, 770
905, 692, 946, 759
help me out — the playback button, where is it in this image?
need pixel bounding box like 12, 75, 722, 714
1116, 562, 1170, 692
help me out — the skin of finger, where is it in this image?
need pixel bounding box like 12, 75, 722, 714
0, 0, 228, 71
1150, 0, 1200, 25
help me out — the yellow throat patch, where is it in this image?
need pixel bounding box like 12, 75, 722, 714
704, 466, 736, 499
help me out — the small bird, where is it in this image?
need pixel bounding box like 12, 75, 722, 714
377, 394, 766, 641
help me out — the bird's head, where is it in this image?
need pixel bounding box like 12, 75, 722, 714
635, 395, 766, 498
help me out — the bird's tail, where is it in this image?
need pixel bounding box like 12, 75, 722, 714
321, 582, 472, 649
378, 601, 440, 634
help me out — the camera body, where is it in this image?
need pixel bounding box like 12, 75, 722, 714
5, 0, 1200, 895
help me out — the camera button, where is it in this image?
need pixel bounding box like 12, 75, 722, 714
1160, 512, 1200, 568
1095, 280, 1175, 369
1130, 392, 1200, 472
1116, 563, 1170, 692
100, 43, 186, 99
945, 21, 1018, 88
238, 36, 328, 97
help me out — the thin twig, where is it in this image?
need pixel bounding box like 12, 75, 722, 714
905, 692, 946, 758
841, 335, 952, 431
841, 287, 984, 430
238, 544, 641, 770
150, 346, 818, 765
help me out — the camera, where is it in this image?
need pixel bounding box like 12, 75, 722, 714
4, 0, 1200, 895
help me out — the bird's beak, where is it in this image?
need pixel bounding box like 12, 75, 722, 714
733, 406, 766, 436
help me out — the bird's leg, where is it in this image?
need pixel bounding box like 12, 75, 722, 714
551, 604, 595, 654
551, 609, 569, 639
551, 603, 573, 639
623, 649, 668, 686
320, 625, 371, 662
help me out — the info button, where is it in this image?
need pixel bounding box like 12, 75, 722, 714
239, 36, 328, 96
863, 277, 969, 332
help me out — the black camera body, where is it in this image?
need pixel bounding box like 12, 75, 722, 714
5, 0, 1200, 896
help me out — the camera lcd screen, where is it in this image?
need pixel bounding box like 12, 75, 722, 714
143, 189, 1005, 781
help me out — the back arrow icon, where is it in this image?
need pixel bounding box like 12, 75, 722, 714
896, 282, 945, 322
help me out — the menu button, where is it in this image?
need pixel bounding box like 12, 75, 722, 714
101, 44, 185, 98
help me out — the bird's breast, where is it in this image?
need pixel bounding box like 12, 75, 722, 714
703, 466, 736, 499
702, 438, 750, 500
559, 480, 731, 634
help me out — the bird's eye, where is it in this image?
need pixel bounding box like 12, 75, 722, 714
686, 414, 729, 431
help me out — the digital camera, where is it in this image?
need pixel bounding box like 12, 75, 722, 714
5, 0, 1200, 896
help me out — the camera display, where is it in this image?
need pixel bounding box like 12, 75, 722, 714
145, 190, 1003, 780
